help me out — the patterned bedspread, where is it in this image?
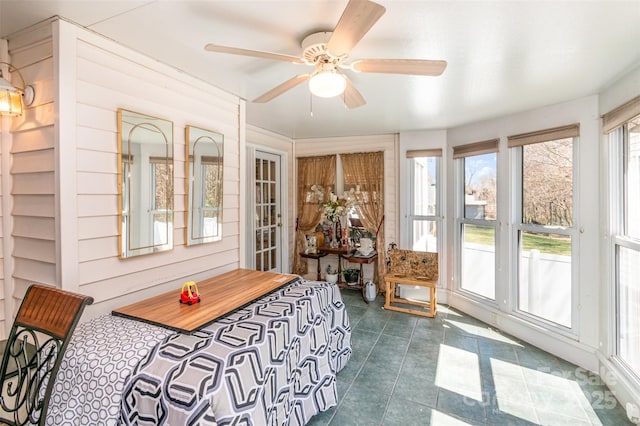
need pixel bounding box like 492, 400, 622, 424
121, 279, 351, 425
46, 315, 174, 425
46, 279, 351, 425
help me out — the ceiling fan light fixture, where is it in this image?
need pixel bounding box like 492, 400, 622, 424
309, 70, 346, 98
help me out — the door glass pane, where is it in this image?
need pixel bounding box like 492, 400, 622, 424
464, 154, 496, 220
523, 139, 573, 226
619, 246, 640, 376
255, 152, 281, 272
411, 220, 437, 253
461, 224, 495, 299
518, 231, 572, 328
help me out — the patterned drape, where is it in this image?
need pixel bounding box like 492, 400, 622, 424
341, 152, 385, 292
293, 155, 336, 275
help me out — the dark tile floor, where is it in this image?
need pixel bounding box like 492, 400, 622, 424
309, 289, 632, 425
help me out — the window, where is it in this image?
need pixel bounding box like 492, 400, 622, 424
198, 157, 223, 239
150, 158, 173, 246
455, 140, 498, 301
408, 150, 441, 252
610, 114, 640, 379
509, 124, 578, 329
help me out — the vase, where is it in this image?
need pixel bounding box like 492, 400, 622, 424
329, 222, 339, 248
325, 273, 338, 284
340, 216, 349, 247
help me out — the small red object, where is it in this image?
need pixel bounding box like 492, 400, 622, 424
179, 281, 201, 305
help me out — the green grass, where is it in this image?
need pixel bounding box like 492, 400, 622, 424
464, 224, 571, 256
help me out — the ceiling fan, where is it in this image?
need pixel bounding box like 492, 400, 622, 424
204, 0, 447, 109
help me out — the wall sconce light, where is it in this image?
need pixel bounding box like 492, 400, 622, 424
0, 62, 35, 117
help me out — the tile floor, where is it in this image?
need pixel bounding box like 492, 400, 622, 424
309, 289, 632, 426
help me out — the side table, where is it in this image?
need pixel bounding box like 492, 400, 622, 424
318, 246, 355, 284
299, 251, 328, 280
343, 253, 378, 303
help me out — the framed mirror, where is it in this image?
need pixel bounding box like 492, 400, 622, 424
118, 109, 174, 258
185, 125, 224, 245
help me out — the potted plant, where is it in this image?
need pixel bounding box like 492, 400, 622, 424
342, 267, 360, 286
325, 265, 339, 284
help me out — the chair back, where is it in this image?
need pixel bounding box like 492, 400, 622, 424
0, 285, 93, 425
388, 249, 439, 280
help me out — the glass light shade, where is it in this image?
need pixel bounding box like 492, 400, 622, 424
308, 71, 346, 98
0, 77, 23, 116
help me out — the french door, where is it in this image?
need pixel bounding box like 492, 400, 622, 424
253, 150, 283, 272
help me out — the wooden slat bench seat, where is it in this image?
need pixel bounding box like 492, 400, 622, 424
384, 274, 437, 318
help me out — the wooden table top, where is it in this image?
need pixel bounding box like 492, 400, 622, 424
299, 251, 328, 259
344, 253, 378, 264
319, 246, 355, 255
112, 269, 299, 333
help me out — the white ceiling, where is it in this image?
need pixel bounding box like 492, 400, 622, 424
2, 0, 639, 139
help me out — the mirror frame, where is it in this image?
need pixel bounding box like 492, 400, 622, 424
117, 108, 174, 258
185, 125, 224, 245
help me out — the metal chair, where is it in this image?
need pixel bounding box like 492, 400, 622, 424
0, 285, 93, 425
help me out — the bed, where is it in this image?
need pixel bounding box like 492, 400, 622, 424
45, 277, 351, 425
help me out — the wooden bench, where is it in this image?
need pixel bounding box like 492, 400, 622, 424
384, 250, 438, 318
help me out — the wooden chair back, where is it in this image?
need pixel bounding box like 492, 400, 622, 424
388, 249, 438, 280
0, 284, 93, 425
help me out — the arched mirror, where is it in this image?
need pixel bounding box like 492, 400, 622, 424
185, 125, 224, 245
118, 109, 174, 258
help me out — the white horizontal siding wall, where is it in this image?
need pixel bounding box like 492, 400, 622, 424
4, 18, 243, 320
65, 20, 242, 315
3, 22, 56, 336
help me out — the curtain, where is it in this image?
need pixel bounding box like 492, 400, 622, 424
341, 152, 385, 292
293, 155, 336, 275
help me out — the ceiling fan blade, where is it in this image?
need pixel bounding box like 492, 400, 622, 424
205, 43, 305, 64
253, 74, 311, 103
343, 76, 366, 109
351, 59, 447, 76
326, 0, 386, 58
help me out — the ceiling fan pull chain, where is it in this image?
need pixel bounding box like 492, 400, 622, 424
310, 94, 314, 117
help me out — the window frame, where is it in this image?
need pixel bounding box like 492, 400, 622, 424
149, 158, 173, 247
408, 155, 441, 253
510, 138, 579, 334
455, 151, 499, 303
610, 121, 640, 380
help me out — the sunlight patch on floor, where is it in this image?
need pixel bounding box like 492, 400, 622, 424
490, 358, 538, 422
430, 409, 473, 425
436, 344, 482, 401
500, 361, 597, 423
445, 319, 524, 347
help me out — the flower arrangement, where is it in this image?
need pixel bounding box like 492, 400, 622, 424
311, 184, 360, 223
326, 264, 338, 275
